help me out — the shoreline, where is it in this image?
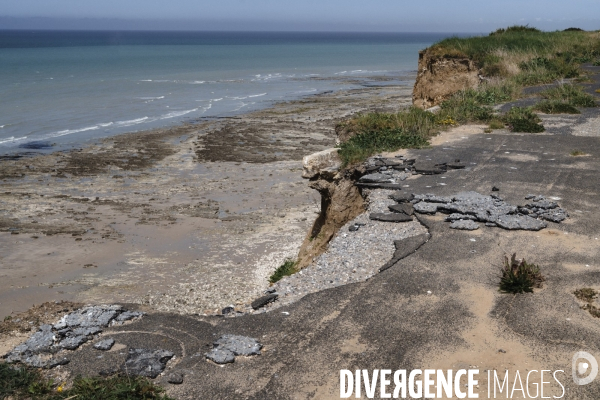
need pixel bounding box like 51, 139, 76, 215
0, 79, 414, 317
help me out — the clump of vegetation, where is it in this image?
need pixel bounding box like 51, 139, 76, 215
593, 60, 600, 66
427, 27, 600, 84
490, 25, 542, 35
540, 84, 597, 107
336, 107, 436, 166
438, 95, 494, 123
270, 258, 298, 284
436, 81, 519, 124
534, 100, 581, 114
563, 27, 585, 32
488, 119, 505, 129
502, 107, 545, 132
574, 288, 600, 318
575, 288, 598, 302
336, 80, 531, 165
499, 254, 544, 294
0, 363, 174, 400
570, 149, 586, 156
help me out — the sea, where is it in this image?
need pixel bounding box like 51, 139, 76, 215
0, 30, 461, 154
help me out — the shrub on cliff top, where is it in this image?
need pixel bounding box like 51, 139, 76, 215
336, 107, 437, 166
427, 27, 600, 82
490, 25, 541, 36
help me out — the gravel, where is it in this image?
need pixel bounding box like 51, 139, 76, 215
269, 189, 428, 311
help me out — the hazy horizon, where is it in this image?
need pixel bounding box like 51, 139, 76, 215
1, 0, 599, 33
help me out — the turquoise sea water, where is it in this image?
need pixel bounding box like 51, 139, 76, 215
0, 31, 457, 154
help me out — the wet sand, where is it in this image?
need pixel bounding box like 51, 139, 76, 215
0, 78, 414, 317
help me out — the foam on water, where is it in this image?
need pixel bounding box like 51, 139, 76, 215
0, 31, 454, 153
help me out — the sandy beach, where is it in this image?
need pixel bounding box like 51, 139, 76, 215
0, 78, 414, 318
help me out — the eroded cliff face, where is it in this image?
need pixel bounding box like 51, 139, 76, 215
295, 149, 366, 270
413, 50, 481, 109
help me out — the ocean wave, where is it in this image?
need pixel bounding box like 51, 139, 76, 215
294, 89, 317, 94
138, 96, 165, 101
251, 73, 284, 82
115, 117, 150, 127
232, 101, 256, 112
0, 125, 5, 129
53, 125, 101, 137
211, 98, 223, 102
335, 69, 389, 76
159, 109, 198, 120
0, 136, 28, 145
228, 92, 267, 100
140, 79, 205, 85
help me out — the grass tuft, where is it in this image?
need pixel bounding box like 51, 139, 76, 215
336, 108, 436, 166
540, 84, 597, 107
575, 288, 598, 302
574, 288, 600, 318
269, 259, 298, 284
570, 149, 586, 156
499, 253, 544, 294
488, 119, 505, 129
502, 107, 545, 132
534, 100, 581, 114
0, 363, 174, 400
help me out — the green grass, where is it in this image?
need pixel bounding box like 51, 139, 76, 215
570, 149, 586, 156
534, 100, 581, 114
269, 258, 298, 284
499, 254, 545, 294
502, 107, 545, 132
436, 81, 520, 124
0, 363, 174, 400
426, 27, 600, 84
336, 80, 540, 165
336, 107, 437, 166
539, 84, 597, 107
488, 119, 505, 129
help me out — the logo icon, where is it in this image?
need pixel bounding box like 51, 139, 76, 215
573, 351, 598, 385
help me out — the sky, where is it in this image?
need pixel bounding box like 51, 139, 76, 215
1, 0, 600, 32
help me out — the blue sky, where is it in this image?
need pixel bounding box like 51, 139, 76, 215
1, 0, 600, 32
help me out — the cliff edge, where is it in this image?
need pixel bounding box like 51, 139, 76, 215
412, 49, 480, 109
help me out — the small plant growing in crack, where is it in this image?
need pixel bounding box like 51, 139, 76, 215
574, 288, 600, 317
499, 253, 544, 294
269, 258, 298, 284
